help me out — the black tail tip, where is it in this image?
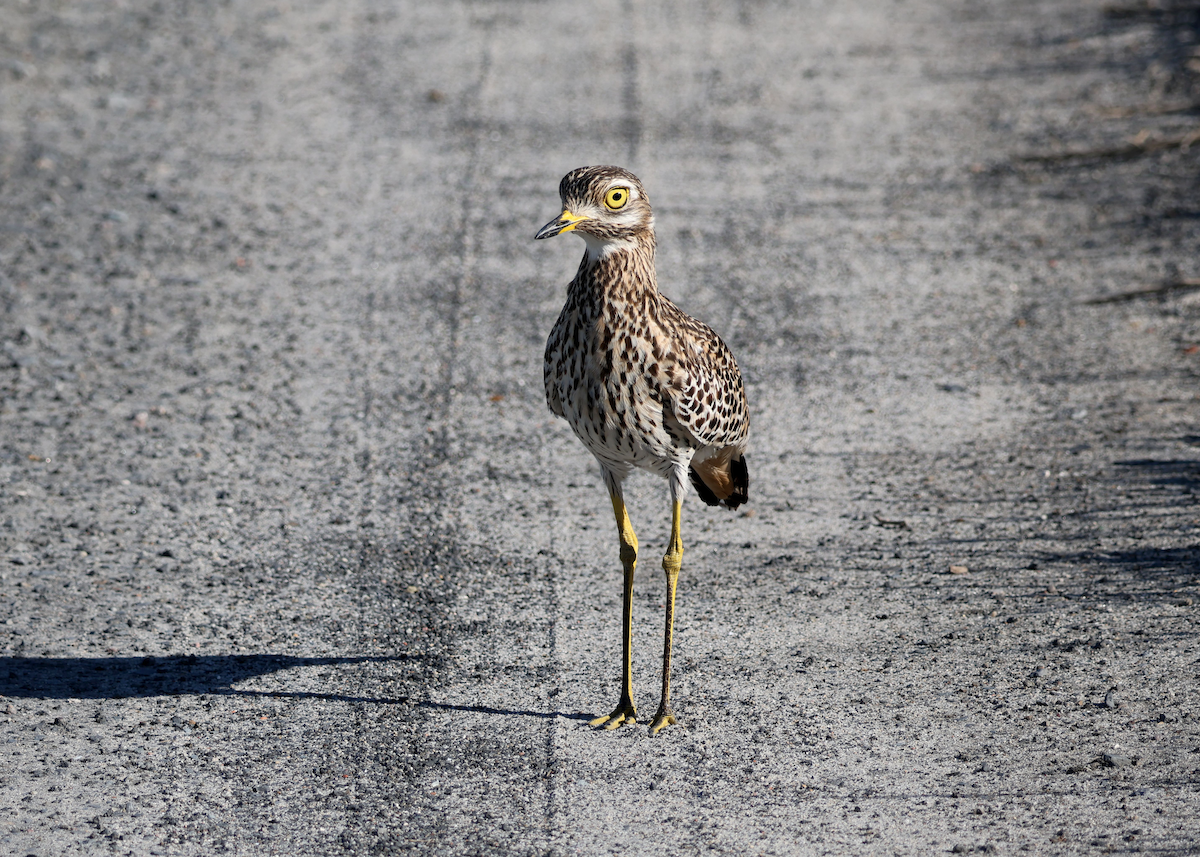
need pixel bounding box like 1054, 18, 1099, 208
727, 454, 749, 510
688, 454, 749, 511
689, 465, 722, 506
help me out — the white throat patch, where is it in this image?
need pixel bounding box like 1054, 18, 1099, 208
581, 232, 638, 262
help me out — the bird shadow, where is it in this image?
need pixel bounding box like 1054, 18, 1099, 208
417, 700, 593, 721
0, 654, 401, 701
0, 654, 594, 720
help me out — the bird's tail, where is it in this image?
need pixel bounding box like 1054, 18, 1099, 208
689, 451, 749, 511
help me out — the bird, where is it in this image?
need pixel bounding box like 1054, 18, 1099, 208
535, 165, 749, 735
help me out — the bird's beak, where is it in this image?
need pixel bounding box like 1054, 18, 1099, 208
534, 209, 589, 240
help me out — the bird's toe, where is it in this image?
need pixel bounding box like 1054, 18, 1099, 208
648, 708, 677, 735
589, 699, 637, 730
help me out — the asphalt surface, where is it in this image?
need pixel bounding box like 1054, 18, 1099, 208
2, 1, 1199, 855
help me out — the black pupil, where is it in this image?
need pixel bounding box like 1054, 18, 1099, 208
613, 192, 623, 201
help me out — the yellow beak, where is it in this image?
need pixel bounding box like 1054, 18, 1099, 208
534, 209, 589, 240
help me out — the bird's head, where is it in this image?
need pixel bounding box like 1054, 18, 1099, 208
534, 166, 654, 257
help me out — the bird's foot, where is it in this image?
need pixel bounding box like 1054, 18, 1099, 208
648, 706, 677, 735
589, 698, 637, 730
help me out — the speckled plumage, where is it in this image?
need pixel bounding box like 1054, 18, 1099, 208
535, 165, 749, 734
540, 166, 750, 507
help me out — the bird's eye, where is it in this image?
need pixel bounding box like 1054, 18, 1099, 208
604, 187, 630, 210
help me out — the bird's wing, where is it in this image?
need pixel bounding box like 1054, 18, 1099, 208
656, 303, 749, 451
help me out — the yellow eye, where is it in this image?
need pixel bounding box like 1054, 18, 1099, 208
604, 187, 630, 210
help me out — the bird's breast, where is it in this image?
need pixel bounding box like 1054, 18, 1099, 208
547, 305, 686, 470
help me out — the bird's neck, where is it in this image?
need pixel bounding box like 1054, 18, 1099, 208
573, 230, 657, 303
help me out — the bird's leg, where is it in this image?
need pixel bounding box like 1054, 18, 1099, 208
649, 499, 683, 735
590, 493, 639, 730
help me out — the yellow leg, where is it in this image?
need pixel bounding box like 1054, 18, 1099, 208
649, 500, 682, 735
590, 493, 639, 730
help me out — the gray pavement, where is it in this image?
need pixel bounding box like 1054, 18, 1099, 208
1, 1, 1198, 854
